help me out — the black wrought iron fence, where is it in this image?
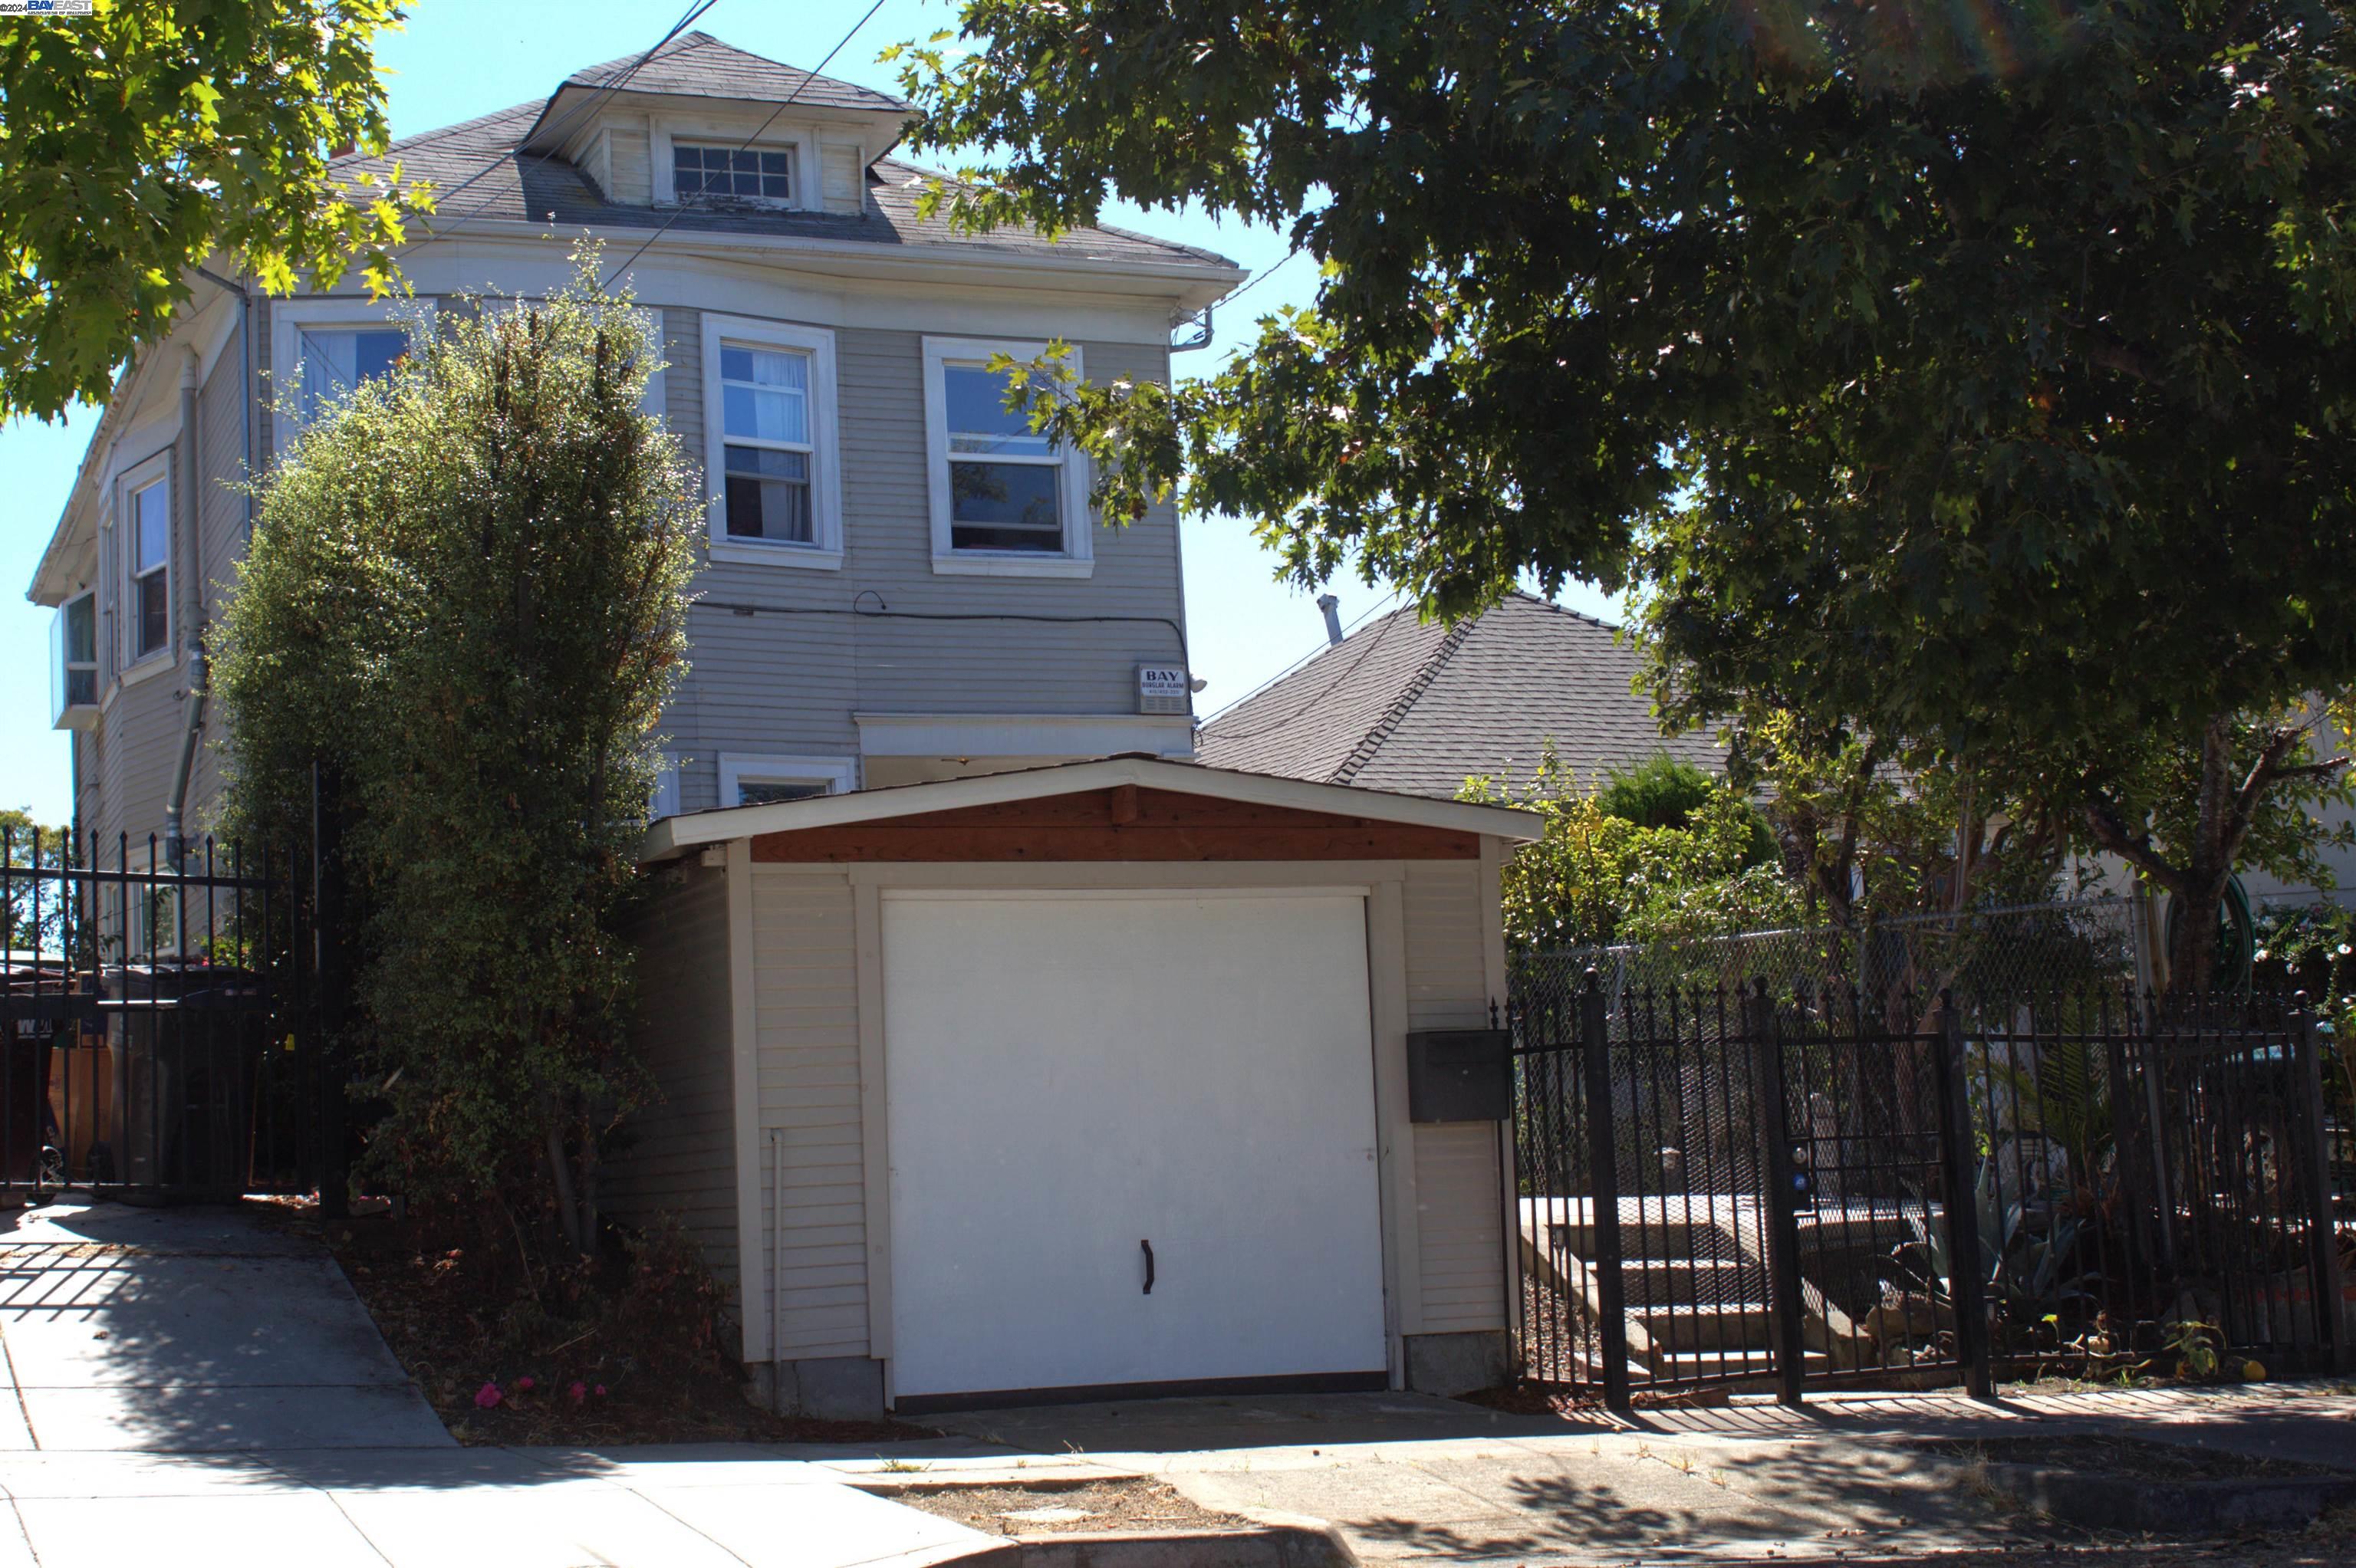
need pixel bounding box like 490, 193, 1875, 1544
1511, 964, 2352, 1409
1, 827, 330, 1201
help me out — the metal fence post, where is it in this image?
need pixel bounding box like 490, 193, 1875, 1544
1930, 991, 1994, 1398
2292, 1001, 2349, 1372
1747, 981, 1808, 1405
1578, 970, 1630, 1413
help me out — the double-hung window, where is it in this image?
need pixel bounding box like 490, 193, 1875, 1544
922, 337, 1092, 577
123, 465, 172, 665
722, 345, 813, 543
51, 591, 97, 728
271, 300, 423, 456
298, 327, 406, 426
700, 316, 841, 567
673, 141, 794, 205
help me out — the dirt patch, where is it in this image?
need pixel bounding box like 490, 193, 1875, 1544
252, 1196, 933, 1448
1914, 1435, 2348, 1483
878, 1479, 1253, 1537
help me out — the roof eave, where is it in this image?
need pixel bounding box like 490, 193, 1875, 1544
433, 213, 1246, 307
639, 755, 1541, 863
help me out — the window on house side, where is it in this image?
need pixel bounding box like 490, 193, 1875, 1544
297, 327, 406, 427
735, 780, 831, 807
943, 363, 1064, 553
720, 344, 814, 544
675, 142, 792, 204
52, 591, 97, 721
127, 475, 170, 662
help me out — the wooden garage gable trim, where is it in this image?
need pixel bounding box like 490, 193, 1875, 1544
749, 785, 1482, 863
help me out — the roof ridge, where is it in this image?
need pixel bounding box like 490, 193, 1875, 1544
360, 100, 538, 163
1328, 610, 1479, 787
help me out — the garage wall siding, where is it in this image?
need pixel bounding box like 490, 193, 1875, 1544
1401, 860, 1508, 1334
610, 866, 741, 1292
750, 868, 871, 1360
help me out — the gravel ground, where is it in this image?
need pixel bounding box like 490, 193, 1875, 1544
879, 1479, 1255, 1537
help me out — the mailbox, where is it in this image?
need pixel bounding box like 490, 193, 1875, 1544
1405, 1028, 1511, 1123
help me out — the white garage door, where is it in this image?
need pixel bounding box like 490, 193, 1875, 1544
883, 889, 1390, 1403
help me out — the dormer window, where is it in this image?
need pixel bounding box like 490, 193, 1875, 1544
673, 141, 794, 205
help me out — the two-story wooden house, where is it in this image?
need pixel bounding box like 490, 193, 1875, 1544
28, 32, 1233, 857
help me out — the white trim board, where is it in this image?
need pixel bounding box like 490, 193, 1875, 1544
852, 712, 1193, 759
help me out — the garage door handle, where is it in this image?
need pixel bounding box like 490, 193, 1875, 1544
1140, 1238, 1155, 1295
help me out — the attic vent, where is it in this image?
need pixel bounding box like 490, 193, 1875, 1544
821, 145, 863, 215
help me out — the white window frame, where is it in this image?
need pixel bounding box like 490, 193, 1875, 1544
51, 589, 99, 728
701, 314, 843, 570
118, 452, 173, 672
921, 337, 1094, 579
269, 297, 429, 456
651, 116, 818, 211
719, 754, 858, 807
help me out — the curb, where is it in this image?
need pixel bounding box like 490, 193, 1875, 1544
1983, 1462, 2356, 1534
959, 1524, 1356, 1568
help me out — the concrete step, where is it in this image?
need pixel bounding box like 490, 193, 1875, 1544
1635, 1303, 1776, 1351
1620, 1257, 1763, 1300
1653, 1346, 1831, 1377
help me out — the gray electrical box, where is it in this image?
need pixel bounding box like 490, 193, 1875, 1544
1406, 1028, 1511, 1123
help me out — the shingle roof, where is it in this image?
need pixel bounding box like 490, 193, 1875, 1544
558, 31, 912, 115
1196, 592, 1725, 799
343, 39, 1233, 272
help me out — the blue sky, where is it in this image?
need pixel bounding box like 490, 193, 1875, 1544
0, 0, 1617, 825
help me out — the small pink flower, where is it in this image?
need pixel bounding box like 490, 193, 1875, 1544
515, 1376, 535, 1392
568, 1381, 587, 1404
474, 1382, 503, 1409
593, 1384, 607, 1397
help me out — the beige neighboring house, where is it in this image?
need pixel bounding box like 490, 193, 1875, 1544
28, 31, 1238, 876
1199, 590, 1720, 798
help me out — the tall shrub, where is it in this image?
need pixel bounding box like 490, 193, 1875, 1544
216, 255, 699, 1257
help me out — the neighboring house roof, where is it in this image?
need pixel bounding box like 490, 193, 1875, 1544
1196, 592, 1725, 799
349, 35, 1234, 272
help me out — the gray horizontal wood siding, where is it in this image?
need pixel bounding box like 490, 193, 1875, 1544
609, 866, 742, 1293
749, 868, 868, 1359
658, 309, 1188, 811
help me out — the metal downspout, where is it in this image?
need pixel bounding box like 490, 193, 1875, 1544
163, 346, 207, 871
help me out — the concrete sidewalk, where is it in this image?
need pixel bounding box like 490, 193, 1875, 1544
0, 1444, 1005, 1568
0, 1200, 450, 1451
0, 1201, 1000, 1566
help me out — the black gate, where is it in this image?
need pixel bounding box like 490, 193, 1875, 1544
1, 827, 331, 1201
1512, 968, 2351, 1409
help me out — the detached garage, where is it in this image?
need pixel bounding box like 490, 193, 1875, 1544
610, 756, 1538, 1418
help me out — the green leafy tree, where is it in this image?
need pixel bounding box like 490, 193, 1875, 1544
1, 0, 428, 419
2, 807, 69, 954
1464, 751, 1800, 955
895, 0, 2356, 989
216, 255, 698, 1259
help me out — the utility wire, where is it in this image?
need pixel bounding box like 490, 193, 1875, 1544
600, 0, 894, 290
393, 0, 722, 259
691, 596, 1190, 667
1196, 591, 1408, 742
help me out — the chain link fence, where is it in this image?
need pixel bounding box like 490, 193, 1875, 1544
1525, 896, 2149, 1023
